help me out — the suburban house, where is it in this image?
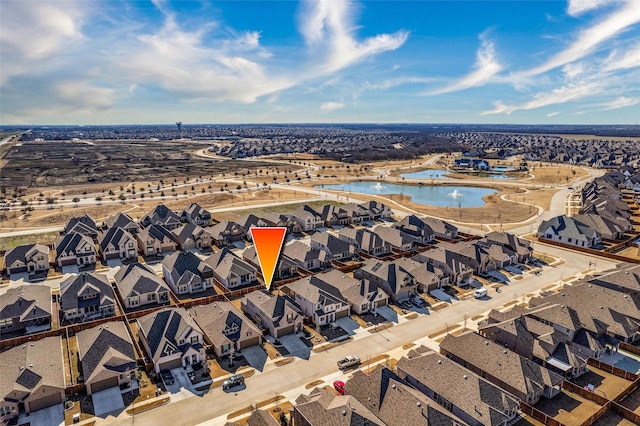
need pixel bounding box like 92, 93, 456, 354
359, 200, 392, 220
282, 240, 332, 271
283, 274, 351, 328
0, 285, 52, 335
0, 336, 65, 422
205, 248, 257, 289
242, 245, 298, 281
208, 220, 246, 246
479, 315, 588, 378
171, 223, 213, 250
161, 251, 214, 295
137, 307, 206, 373
412, 248, 474, 285
140, 204, 182, 230
290, 205, 324, 231
396, 349, 519, 426
225, 410, 279, 426
528, 283, 640, 345
355, 258, 421, 302
135, 224, 177, 256
587, 263, 640, 294
76, 321, 137, 394
440, 331, 564, 404
262, 212, 302, 234
59, 272, 116, 323
292, 387, 385, 426
64, 214, 98, 237
341, 203, 371, 223
346, 366, 466, 426
56, 232, 97, 267
393, 215, 436, 243
103, 212, 140, 234
99, 227, 138, 261
4, 244, 50, 276
373, 226, 419, 251
420, 217, 458, 240
437, 241, 496, 275
114, 263, 170, 310
180, 203, 211, 226
236, 214, 271, 241
338, 228, 391, 257
482, 231, 532, 263
241, 289, 304, 338
312, 269, 389, 314
189, 301, 262, 358
571, 213, 628, 240
538, 215, 601, 248
309, 232, 355, 261
318, 204, 350, 227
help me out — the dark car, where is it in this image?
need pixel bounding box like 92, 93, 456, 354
410, 296, 426, 307
222, 374, 245, 390
161, 370, 175, 386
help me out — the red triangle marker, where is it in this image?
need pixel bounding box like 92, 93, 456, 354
250, 227, 287, 291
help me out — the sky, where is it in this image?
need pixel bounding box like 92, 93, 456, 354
1, 0, 639, 125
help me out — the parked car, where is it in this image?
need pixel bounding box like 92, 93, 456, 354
333, 380, 346, 395
473, 288, 488, 299
410, 295, 426, 307
222, 374, 245, 390
337, 355, 361, 370
399, 300, 412, 309
161, 370, 175, 386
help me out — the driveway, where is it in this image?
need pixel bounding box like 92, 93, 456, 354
239, 345, 268, 371
279, 334, 312, 359
429, 289, 453, 303
92, 387, 124, 417
105, 258, 123, 268
503, 265, 522, 275
487, 270, 509, 283
20, 404, 64, 426
334, 317, 360, 335
172, 367, 198, 395
375, 305, 398, 323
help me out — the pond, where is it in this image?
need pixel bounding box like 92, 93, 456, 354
315, 182, 497, 208
400, 169, 452, 180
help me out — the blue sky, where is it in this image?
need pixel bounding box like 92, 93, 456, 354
1, 0, 639, 125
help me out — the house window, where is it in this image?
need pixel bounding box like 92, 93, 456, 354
191, 336, 198, 344
361, 304, 368, 311
179, 339, 185, 345
0, 406, 12, 416
147, 293, 156, 301
246, 331, 252, 337
0, 319, 12, 329
82, 293, 96, 300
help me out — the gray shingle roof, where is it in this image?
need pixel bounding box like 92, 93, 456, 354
188, 301, 261, 348
60, 272, 115, 312
294, 387, 385, 426
99, 227, 135, 252
0, 285, 51, 323
76, 321, 136, 384
114, 263, 169, 298
4, 244, 49, 270
137, 307, 203, 363
56, 232, 95, 257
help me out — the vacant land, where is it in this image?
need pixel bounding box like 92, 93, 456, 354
0, 139, 290, 188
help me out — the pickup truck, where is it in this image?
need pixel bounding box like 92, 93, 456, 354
337, 355, 361, 370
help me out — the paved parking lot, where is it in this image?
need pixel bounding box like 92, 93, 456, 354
92, 387, 124, 417
279, 334, 312, 359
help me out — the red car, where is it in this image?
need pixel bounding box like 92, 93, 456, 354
333, 380, 345, 395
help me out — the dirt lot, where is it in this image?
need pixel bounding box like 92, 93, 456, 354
0, 139, 290, 188
573, 365, 633, 401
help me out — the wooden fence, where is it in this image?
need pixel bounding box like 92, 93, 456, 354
519, 401, 566, 426
620, 341, 640, 357
537, 238, 640, 264
587, 358, 639, 381
563, 381, 610, 406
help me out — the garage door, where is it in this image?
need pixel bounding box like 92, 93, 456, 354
27, 391, 63, 412
159, 357, 182, 372
239, 336, 261, 350
276, 325, 295, 338
90, 376, 119, 394
335, 309, 349, 319
60, 258, 77, 266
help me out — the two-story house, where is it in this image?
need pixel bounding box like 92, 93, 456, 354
205, 248, 257, 289
338, 228, 391, 257
0, 285, 52, 335
56, 232, 96, 267
290, 205, 324, 232
283, 274, 350, 328
135, 224, 177, 255
99, 227, 138, 261
103, 212, 140, 234
241, 289, 304, 338
309, 232, 356, 262
180, 203, 211, 226
4, 244, 49, 277
114, 263, 170, 310
355, 258, 420, 302
162, 251, 214, 295
189, 301, 262, 358
393, 215, 436, 243
208, 220, 245, 246
171, 223, 213, 250
141, 204, 182, 230
137, 307, 206, 373
64, 214, 98, 237
242, 245, 298, 281
59, 272, 116, 323
283, 240, 331, 271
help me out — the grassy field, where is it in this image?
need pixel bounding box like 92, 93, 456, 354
0, 231, 59, 251
213, 200, 341, 222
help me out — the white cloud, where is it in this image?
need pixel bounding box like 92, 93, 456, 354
547, 111, 560, 117
427, 31, 501, 95
320, 101, 345, 111
520, 0, 640, 77
598, 96, 640, 110
53, 80, 114, 110
603, 45, 640, 71
567, 0, 614, 17
298, 0, 408, 73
